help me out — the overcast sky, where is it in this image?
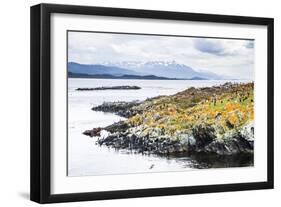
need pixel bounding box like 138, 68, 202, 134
68, 31, 254, 79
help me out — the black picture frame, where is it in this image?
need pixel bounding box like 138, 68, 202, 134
30, 3, 274, 204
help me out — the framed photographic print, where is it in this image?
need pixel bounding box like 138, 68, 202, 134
30, 3, 274, 203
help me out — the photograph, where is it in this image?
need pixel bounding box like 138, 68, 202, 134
29, 3, 274, 203
67, 31, 255, 177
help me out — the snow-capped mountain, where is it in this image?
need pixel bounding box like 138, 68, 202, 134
101, 61, 224, 79
68, 62, 144, 76
68, 61, 225, 80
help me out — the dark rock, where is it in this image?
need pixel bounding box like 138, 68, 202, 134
92, 101, 142, 118
104, 121, 130, 133
225, 120, 234, 129
203, 134, 253, 155
192, 125, 216, 148
85, 121, 254, 156
83, 127, 101, 137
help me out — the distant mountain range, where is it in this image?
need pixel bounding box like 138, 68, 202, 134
68, 72, 207, 80
68, 61, 226, 80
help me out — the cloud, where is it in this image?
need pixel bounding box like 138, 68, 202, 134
194, 39, 254, 57
245, 41, 254, 49
68, 31, 254, 79
194, 39, 226, 56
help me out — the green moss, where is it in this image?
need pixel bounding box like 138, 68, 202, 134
127, 82, 254, 140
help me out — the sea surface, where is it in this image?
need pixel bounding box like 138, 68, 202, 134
68, 78, 252, 177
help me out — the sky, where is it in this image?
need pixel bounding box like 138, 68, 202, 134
68, 31, 254, 79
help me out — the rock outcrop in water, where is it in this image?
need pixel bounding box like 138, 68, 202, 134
85, 82, 254, 156
92, 101, 142, 118
76, 85, 141, 91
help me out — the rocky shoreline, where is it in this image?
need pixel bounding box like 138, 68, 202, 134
84, 82, 254, 156
84, 121, 254, 155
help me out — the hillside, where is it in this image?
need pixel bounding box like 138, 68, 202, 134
85, 82, 254, 156
68, 62, 142, 76
68, 61, 225, 80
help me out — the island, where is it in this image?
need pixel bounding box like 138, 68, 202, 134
83, 82, 254, 157
76, 86, 141, 91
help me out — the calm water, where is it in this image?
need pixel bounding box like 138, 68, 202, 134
68, 78, 252, 177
